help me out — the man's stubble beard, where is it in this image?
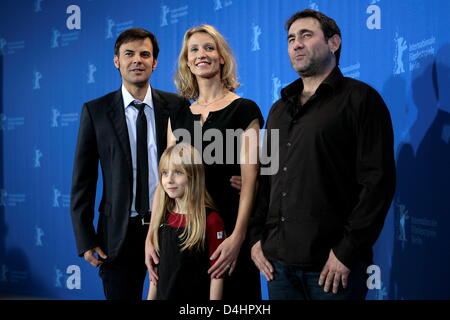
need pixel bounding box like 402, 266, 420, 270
296, 50, 334, 78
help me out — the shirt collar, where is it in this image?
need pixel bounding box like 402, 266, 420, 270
121, 84, 154, 110
281, 66, 344, 100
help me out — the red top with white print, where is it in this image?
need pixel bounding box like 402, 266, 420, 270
167, 211, 226, 268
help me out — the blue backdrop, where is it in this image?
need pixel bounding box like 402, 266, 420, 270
0, 0, 449, 300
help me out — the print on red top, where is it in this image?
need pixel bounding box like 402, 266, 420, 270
167, 211, 225, 269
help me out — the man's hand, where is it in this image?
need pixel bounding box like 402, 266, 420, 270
319, 249, 350, 294
83, 247, 107, 267
145, 236, 159, 285
251, 240, 273, 281
230, 176, 242, 191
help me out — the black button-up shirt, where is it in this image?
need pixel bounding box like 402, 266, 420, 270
250, 67, 396, 270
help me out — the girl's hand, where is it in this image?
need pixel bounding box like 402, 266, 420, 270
207, 233, 244, 278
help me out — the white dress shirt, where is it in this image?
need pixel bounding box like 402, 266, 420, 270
121, 85, 158, 217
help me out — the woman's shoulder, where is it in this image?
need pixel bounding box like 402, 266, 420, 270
231, 97, 264, 128
235, 97, 258, 106
224, 97, 256, 109
170, 101, 191, 116
169, 102, 194, 128
232, 97, 261, 113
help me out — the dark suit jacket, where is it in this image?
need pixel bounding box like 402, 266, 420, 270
70, 88, 188, 261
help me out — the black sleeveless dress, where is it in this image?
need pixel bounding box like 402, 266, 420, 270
169, 98, 264, 300
156, 210, 212, 300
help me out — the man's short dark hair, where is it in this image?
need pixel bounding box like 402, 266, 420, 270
114, 28, 160, 59
285, 9, 342, 65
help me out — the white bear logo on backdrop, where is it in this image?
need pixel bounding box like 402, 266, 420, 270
161, 5, 170, 27
105, 18, 133, 39
52, 187, 61, 208
271, 75, 291, 104
214, 0, 222, 10
34, 0, 43, 12
54, 267, 64, 287
33, 71, 42, 90
51, 29, 60, 48
51, 29, 61, 48
159, 3, 189, 26
213, 0, 232, 11
35, 226, 44, 247
309, 0, 319, 10
34, 0, 42, 12
87, 63, 96, 84
394, 32, 408, 74
34, 147, 43, 168
106, 18, 115, 39
51, 109, 60, 128
271, 75, 282, 103
251, 23, 262, 52
50, 108, 79, 128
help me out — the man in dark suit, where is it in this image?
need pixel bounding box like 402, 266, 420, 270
70, 28, 188, 300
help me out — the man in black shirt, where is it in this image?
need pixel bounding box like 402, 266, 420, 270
249, 9, 396, 300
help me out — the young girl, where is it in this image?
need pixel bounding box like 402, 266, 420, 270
147, 143, 225, 300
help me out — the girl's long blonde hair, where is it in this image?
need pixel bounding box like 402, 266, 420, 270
174, 24, 240, 100
150, 143, 215, 252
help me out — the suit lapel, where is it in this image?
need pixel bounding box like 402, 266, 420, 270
107, 89, 133, 178
152, 88, 170, 160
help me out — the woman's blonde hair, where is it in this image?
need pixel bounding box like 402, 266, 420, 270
150, 143, 215, 252
174, 24, 240, 100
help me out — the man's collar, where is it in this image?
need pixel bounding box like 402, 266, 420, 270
321, 66, 344, 91
281, 66, 344, 100
121, 84, 154, 109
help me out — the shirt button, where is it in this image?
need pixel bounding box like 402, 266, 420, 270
287, 142, 291, 147
283, 166, 287, 172
281, 217, 286, 222
282, 192, 287, 197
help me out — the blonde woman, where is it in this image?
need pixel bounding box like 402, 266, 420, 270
147, 143, 226, 300
160, 24, 263, 299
